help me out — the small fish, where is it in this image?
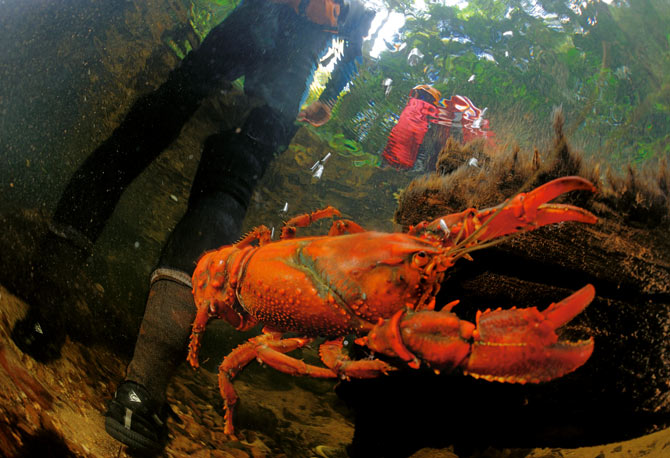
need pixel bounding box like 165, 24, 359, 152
312, 164, 324, 179
439, 219, 450, 236
471, 108, 487, 129
382, 78, 393, 96
407, 48, 424, 66
310, 153, 331, 179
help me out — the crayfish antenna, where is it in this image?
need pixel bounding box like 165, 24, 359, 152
444, 174, 594, 263
449, 233, 515, 263
442, 193, 517, 262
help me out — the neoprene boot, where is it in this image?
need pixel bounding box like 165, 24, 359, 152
10, 222, 94, 362
105, 270, 194, 454
105, 106, 289, 452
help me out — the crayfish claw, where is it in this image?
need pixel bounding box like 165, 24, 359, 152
419, 176, 597, 248
525, 176, 596, 209
514, 176, 597, 228
543, 284, 595, 329
465, 285, 596, 383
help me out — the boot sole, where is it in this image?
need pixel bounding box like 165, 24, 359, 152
105, 414, 163, 454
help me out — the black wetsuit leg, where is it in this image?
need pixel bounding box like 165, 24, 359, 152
110, 6, 338, 451
157, 11, 332, 271
51, 1, 257, 244
123, 1, 328, 410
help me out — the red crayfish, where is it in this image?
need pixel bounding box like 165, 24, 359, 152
187, 176, 598, 435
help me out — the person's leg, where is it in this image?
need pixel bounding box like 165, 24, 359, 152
53, 3, 254, 245
104, 105, 295, 453
11, 57, 213, 358
105, 10, 331, 451
11, 5, 252, 363
124, 104, 295, 384
122, 31, 329, 396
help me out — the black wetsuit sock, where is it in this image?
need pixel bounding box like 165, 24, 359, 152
125, 277, 195, 403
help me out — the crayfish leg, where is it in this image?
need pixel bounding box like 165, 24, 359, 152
187, 303, 212, 369
217, 333, 336, 436
328, 219, 365, 236
254, 336, 336, 378
281, 206, 342, 239
319, 338, 397, 379
235, 225, 272, 247
218, 340, 259, 437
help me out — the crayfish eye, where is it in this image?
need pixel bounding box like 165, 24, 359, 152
412, 251, 429, 267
